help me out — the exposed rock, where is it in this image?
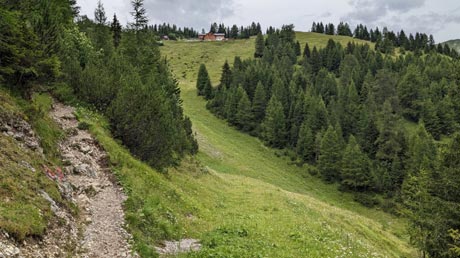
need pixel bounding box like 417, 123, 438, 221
40, 191, 59, 214
0, 242, 20, 257
19, 161, 36, 173
155, 239, 201, 256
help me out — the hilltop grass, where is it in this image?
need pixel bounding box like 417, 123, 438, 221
0, 89, 63, 240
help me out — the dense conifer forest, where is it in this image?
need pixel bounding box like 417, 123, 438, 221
0, 0, 198, 169
202, 24, 460, 257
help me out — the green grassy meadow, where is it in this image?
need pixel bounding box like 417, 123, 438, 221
148, 32, 417, 257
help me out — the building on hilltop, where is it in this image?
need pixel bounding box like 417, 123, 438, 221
198, 32, 226, 41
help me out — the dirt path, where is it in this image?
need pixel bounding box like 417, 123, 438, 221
50, 102, 137, 258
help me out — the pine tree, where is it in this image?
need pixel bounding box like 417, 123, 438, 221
130, 0, 148, 31
310, 46, 321, 74
401, 168, 433, 257
341, 135, 372, 191
196, 64, 211, 97
406, 123, 437, 176
236, 90, 254, 131
398, 65, 426, 121
375, 101, 405, 192
220, 61, 232, 88
303, 42, 311, 58
94, 0, 107, 25
262, 96, 287, 148
111, 14, 122, 48
271, 76, 289, 114
421, 99, 441, 140
296, 121, 315, 163
318, 126, 343, 182
255, 32, 265, 58
252, 82, 267, 122
295, 41, 301, 56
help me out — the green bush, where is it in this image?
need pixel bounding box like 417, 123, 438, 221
353, 193, 380, 208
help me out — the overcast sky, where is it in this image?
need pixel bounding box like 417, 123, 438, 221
77, 0, 460, 42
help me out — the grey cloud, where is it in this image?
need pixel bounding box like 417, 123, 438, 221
143, 0, 235, 29
345, 0, 426, 24
384, 0, 426, 12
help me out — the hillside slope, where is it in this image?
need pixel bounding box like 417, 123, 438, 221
442, 39, 460, 53
159, 32, 417, 257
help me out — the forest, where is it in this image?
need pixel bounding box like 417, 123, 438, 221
0, 0, 197, 169
201, 24, 460, 257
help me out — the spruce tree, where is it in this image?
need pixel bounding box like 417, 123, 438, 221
111, 14, 122, 48
303, 42, 311, 58
220, 61, 232, 88
262, 96, 287, 148
296, 121, 315, 163
236, 91, 254, 131
295, 41, 301, 56
406, 123, 437, 176
318, 126, 343, 182
130, 0, 148, 31
196, 64, 211, 97
375, 101, 405, 192
252, 82, 267, 122
341, 135, 372, 191
398, 65, 426, 121
94, 0, 107, 25
255, 32, 265, 58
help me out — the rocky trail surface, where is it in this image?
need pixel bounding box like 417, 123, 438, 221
48, 102, 137, 258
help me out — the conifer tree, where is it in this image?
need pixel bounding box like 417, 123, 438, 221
130, 0, 148, 31
271, 76, 289, 114
236, 91, 254, 131
398, 65, 426, 121
310, 46, 321, 74
225, 86, 244, 124
255, 32, 265, 58
303, 42, 311, 58
375, 101, 405, 192
196, 64, 212, 97
111, 14, 122, 48
262, 96, 287, 148
318, 126, 343, 182
295, 41, 301, 56
252, 82, 267, 122
406, 123, 437, 176
94, 0, 107, 25
220, 61, 232, 88
341, 135, 372, 191
296, 121, 315, 163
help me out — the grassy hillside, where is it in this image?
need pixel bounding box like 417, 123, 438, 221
442, 39, 460, 53
155, 32, 417, 257
0, 89, 66, 240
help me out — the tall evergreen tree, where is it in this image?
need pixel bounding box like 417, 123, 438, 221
296, 121, 315, 163
196, 64, 212, 98
236, 90, 254, 131
94, 0, 107, 25
341, 135, 372, 191
318, 126, 343, 182
110, 14, 122, 48
262, 96, 287, 148
255, 32, 265, 58
303, 42, 311, 58
220, 61, 232, 88
375, 101, 405, 192
252, 82, 267, 122
130, 0, 148, 31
